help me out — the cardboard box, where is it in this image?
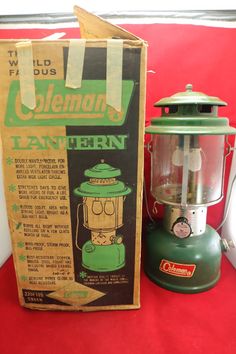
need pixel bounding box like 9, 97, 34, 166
0, 6, 147, 311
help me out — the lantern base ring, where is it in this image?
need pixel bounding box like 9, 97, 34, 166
145, 222, 223, 293
145, 268, 220, 294
82, 240, 125, 272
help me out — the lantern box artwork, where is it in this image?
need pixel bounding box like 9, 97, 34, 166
0, 6, 147, 311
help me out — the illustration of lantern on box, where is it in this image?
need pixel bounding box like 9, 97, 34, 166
74, 160, 132, 272
145, 84, 236, 293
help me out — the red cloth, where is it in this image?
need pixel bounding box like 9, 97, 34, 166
0, 256, 236, 354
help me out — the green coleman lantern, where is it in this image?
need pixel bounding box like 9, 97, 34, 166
74, 160, 131, 272
145, 84, 236, 293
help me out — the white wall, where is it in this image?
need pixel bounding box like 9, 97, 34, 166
0, 156, 11, 267
222, 141, 236, 268
0, 1, 235, 15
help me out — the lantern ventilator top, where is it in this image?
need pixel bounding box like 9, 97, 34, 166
146, 84, 236, 208
74, 160, 131, 198
146, 84, 236, 135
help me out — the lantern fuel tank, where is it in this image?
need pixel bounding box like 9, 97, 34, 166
145, 84, 236, 293
74, 160, 131, 272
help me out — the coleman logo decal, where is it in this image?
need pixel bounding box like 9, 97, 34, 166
159, 259, 196, 278
5, 79, 134, 127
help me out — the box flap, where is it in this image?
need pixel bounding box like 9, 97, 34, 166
74, 5, 141, 40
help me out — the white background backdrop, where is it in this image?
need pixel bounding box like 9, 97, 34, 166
0, 1, 236, 15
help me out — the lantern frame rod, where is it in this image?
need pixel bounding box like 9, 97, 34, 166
181, 135, 190, 206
